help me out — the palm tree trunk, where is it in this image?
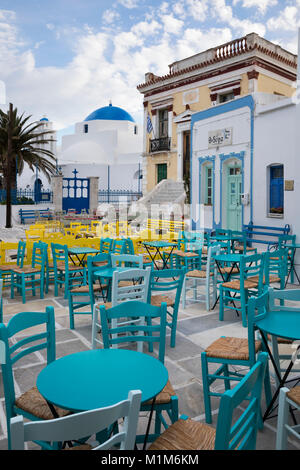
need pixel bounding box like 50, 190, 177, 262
5, 103, 13, 228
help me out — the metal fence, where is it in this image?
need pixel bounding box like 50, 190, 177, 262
0, 189, 53, 204
98, 190, 142, 204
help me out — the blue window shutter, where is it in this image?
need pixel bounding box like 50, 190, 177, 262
270, 166, 283, 211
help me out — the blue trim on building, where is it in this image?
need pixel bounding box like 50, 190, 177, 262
219, 151, 245, 229
190, 95, 255, 228
198, 156, 215, 230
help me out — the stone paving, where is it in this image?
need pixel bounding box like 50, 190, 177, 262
1, 282, 300, 451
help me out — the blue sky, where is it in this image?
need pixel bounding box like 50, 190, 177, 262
0, 0, 299, 140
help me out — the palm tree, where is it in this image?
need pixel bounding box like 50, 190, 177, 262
0, 103, 57, 227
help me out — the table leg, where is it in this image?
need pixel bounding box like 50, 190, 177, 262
142, 397, 156, 450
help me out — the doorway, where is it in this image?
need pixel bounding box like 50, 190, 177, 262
157, 163, 167, 184
226, 165, 242, 231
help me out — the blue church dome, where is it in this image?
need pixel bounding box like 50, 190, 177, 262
40, 117, 49, 122
84, 103, 135, 123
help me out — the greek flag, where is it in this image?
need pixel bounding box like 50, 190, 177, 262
147, 113, 153, 134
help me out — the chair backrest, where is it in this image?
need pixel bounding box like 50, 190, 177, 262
148, 268, 186, 309
51, 242, 69, 273
100, 237, 113, 254
111, 267, 151, 305
214, 352, 268, 450
268, 286, 300, 311
99, 300, 167, 363
264, 249, 288, 280
240, 252, 265, 293
278, 234, 296, 248
112, 239, 127, 255
247, 288, 269, 365
181, 231, 204, 252
215, 228, 232, 238
32, 241, 47, 271
111, 254, 143, 269
206, 244, 220, 276
87, 253, 111, 305
10, 389, 141, 450
16, 241, 26, 268
0, 306, 55, 448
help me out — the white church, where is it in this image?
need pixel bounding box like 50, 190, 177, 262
17, 103, 143, 199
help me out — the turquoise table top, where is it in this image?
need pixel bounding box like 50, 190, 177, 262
215, 253, 243, 263
93, 266, 133, 278
37, 349, 168, 413
68, 247, 100, 254
255, 310, 300, 341
143, 241, 177, 248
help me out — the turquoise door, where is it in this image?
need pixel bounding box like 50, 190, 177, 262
227, 167, 242, 231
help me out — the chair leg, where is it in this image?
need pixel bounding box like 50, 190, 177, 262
182, 275, 186, 309
68, 292, 75, 330
219, 285, 224, 321
21, 274, 26, 304
201, 352, 212, 424
276, 388, 290, 450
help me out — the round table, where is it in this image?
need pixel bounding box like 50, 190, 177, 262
37, 348, 168, 413
255, 309, 300, 420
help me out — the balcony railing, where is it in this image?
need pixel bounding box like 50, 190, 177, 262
150, 137, 171, 153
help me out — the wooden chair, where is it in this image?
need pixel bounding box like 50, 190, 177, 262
201, 289, 272, 424
276, 386, 300, 450
149, 352, 268, 450
11, 242, 47, 304
148, 268, 186, 348
68, 253, 110, 329
10, 390, 141, 450
219, 252, 266, 327
0, 240, 26, 289
51, 243, 86, 299
0, 306, 69, 449
98, 300, 179, 444
181, 244, 220, 311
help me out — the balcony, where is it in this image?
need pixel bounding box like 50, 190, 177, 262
150, 137, 171, 153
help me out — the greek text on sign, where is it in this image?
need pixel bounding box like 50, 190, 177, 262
208, 128, 232, 147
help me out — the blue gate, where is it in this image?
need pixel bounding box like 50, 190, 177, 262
62, 169, 90, 213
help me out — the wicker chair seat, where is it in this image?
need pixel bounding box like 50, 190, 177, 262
186, 270, 213, 278
151, 294, 175, 307
222, 279, 258, 290
287, 386, 300, 406
175, 251, 199, 258
144, 380, 176, 405
235, 244, 256, 252
12, 266, 41, 274
95, 301, 112, 310
267, 334, 293, 344
149, 418, 216, 450
70, 283, 107, 294
57, 265, 85, 272
247, 274, 280, 284
205, 336, 261, 361
65, 444, 93, 450
48, 261, 65, 269
92, 261, 109, 267
0, 264, 14, 271
219, 267, 239, 274
14, 386, 70, 420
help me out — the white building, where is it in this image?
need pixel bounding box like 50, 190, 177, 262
191, 91, 299, 235
58, 103, 143, 192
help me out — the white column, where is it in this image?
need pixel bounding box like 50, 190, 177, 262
177, 130, 183, 181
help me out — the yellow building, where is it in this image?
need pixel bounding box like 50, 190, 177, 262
137, 33, 297, 198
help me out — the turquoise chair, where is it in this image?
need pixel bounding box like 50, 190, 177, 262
219, 252, 266, 327
232, 230, 257, 254
11, 242, 47, 304
149, 352, 268, 450
201, 288, 272, 424
148, 268, 186, 348
170, 231, 204, 270
98, 300, 179, 445
0, 279, 3, 323
10, 390, 141, 450
264, 249, 287, 291
68, 253, 110, 329
278, 234, 296, 284
99, 237, 113, 254
51, 243, 86, 299
111, 239, 127, 255
0, 240, 26, 289
181, 244, 220, 311
0, 306, 69, 449
276, 386, 300, 450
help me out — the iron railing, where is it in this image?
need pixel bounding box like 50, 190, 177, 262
98, 190, 142, 204
0, 189, 53, 204
150, 137, 171, 153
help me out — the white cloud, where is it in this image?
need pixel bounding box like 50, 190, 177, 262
233, 0, 277, 15
102, 9, 120, 24
117, 0, 139, 9
211, 0, 266, 36
267, 6, 300, 31
160, 14, 184, 35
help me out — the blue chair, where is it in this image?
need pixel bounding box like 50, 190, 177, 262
10, 390, 141, 450
278, 234, 296, 284
68, 253, 110, 329
0, 240, 26, 289
98, 300, 179, 444
51, 243, 86, 299
219, 252, 266, 327
0, 306, 70, 449
170, 231, 204, 270
99, 237, 113, 254
148, 268, 186, 348
276, 386, 300, 450
201, 288, 272, 424
0, 279, 3, 323
111, 239, 127, 255
11, 242, 47, 304
149, 352, 268, 450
